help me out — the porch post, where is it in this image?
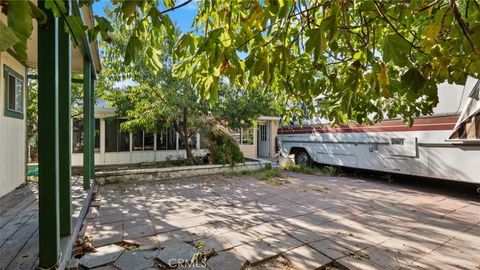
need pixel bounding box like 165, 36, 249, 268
100, 119, 106, 154
90, 77, 95, 180
37, 0, 60, 267
83, 61, 92, 190
58, 1, 72, 236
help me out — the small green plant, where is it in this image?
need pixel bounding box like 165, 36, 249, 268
282, 163, 340, 177
259, 168, 289, 186
259, 168, 282, 180
223, 169, 255, 177
224, 167, 289, 186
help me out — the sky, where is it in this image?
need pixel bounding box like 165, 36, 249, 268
92, 0, 199, 34
92, 0, 199, 88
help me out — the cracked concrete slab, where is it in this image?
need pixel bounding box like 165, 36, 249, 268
78, 244, 125, 269
156, 241, 197, 267
114, 250, 155, 270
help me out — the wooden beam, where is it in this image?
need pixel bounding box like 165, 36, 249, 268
58, 0, 72, 237
37, 0, 60, 267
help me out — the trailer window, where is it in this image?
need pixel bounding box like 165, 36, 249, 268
391, 138, 405, 145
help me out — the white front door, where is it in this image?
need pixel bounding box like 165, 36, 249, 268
258, 123, 270, 158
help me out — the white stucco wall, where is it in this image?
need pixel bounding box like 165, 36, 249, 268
239, 126, 257, 159
72, 149, 208, 166
270, 120, 279, 158
239, 119, 279, 159
0, 52, 27, 197
71, 114, 280, 166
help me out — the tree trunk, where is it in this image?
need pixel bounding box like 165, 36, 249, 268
175, 108, 198, 165
185, 108, 199, 165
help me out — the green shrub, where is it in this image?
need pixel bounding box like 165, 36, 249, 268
204, 123, 244, 165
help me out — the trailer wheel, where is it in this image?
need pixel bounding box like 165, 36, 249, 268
295, 150, 311, 167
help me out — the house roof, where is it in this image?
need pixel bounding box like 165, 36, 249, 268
258, 116, 281, 121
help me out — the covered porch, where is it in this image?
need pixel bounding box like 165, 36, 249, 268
0, 178, 90, 269
1, 0, 100, 269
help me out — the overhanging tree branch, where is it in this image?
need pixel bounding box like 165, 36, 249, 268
234, 2, 326, 51
451, 0, 476, 52
416, 0, 440, 12
373, 0, 425, 54
160, 0, 193, 14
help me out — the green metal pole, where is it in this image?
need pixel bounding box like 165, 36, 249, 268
38, 0, 60, 267
58, 0, 72, 237
90, 77, 95, 180
83, 60, 92, 190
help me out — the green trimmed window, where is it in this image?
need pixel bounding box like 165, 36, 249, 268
241, 128, 254, 145
3, 65, 24, 119
231, 128, 254, 145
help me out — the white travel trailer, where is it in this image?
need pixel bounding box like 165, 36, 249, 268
279, 77, 480, 184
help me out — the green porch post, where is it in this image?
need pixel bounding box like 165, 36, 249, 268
83, 60, 92, 190
37, 0, 60, 267
58, 1, 72, 236
90, 77, 95, 180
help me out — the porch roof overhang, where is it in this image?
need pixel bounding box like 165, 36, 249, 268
2, 1, 101, 76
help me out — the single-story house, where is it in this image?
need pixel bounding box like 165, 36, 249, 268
71, 104, 279, 166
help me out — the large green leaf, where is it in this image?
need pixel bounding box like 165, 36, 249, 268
65, 15, 88, 44
7, 0, 33, 61
382, 34, 410, 67
401, 68, 426, 93
45, 0, 67, 17
305, 28, 325, 62
321, 15, 338, 43
125, 35, 142, 64
28, 2, 47, 24
0, 21, 20, 52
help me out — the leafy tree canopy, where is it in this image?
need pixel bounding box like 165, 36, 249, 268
2, 0, 480, 125
97, 10, 279, 163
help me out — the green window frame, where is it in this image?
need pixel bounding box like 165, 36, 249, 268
3, 65, 24, 119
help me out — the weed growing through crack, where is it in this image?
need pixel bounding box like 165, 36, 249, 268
282, 163, 341, 177
224, 167, 290, 186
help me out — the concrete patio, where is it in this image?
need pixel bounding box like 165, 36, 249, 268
77, 170, 480, 270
